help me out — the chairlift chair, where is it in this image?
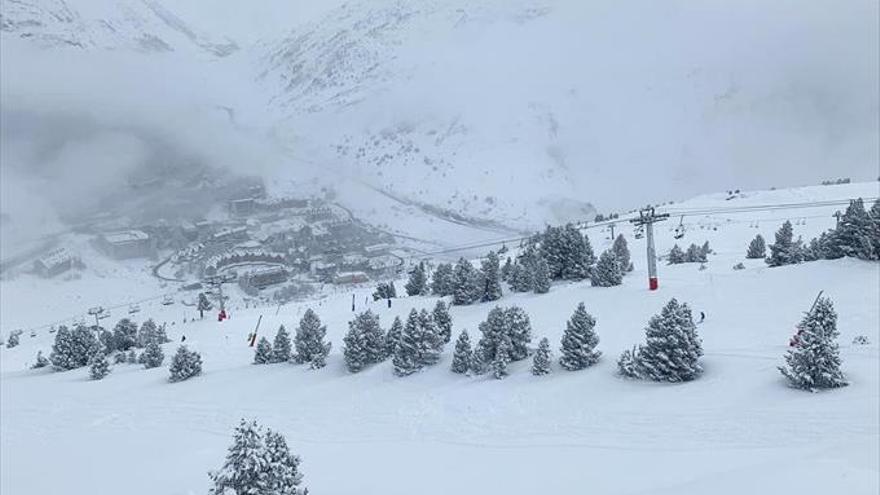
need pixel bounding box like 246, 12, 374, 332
634, 225, 644, 240
98, 309, 111, 320
673, 216, 686, 240
162, 295, 175, 306
128, 303, 141, 314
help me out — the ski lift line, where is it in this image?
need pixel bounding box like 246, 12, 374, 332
661, 197, 878, 217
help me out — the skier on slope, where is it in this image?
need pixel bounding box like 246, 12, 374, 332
698, 311, 706, 324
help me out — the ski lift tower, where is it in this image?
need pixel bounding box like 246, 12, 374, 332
87, 306, 105, 328
203, 274, 234, 316
630, 207, 669, 291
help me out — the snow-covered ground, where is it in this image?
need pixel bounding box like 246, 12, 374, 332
1, 182, 878, 494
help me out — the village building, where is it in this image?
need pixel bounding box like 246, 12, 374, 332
98, 230, 154, 259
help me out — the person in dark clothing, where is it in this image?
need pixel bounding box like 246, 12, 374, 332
699, 311, 706, 324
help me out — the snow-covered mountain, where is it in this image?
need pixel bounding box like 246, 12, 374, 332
0, 0, 237, 55
2, 0, 878, 233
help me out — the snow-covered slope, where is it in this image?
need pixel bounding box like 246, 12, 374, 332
0, 0, 237, 56
1, 182, 878, 495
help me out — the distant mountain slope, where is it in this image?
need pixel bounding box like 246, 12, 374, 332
0, 0, 237, 55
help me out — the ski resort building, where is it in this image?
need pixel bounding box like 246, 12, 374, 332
239, 266, 288, 291
97, 230, 154, 259
33, 248, 78, 277
333, 271, 369, 285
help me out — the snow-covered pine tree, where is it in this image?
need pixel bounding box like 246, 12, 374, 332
477, 306, 532, 363
509, 262, 534, 292
113, 318, 139, 351
539, 225, 566, 279
617, 345, 639, 378
746, 234, 766, 259
6, 332, 20, 349
372, 282, 397, 301
432, 300, 453, 344
832, 198, 877, 261
350, 310, 386, 364
169, 346, 202, 382
766, 220, 804, 266
450, 330, 473, 374
264, 428, 306, 495
208, 419, 271, 495
253, 337, 273, 365
685, 243, 705, 263
531, 337, 552, 376
501, 257, 514, 281
343, 321, 369, 373
88, 348, 110, 380
97, 328, 115, 354
492, 337, 511, 379
32, 350, 50, 369
470, 345, 488, 375
418, 309, 442, 365
271, 325, 292, 363
560, 224, 592, 280
559, 302, 601, 370
699, 241, 712, 259
870, 199, 880, 259
591, 250, 623, 287
393, 309, 422, 376
452, 257, 481, 305
50, 324, 99, 370
137, 319, 159, 347
127, 349, 137, 364
612, 234, 634, 272
405, 262, 429, 296
667, 244, 685, 264
431, 263, 455, 296
626, 298, 703, 382
197, 292, 213, 319
532, 258, 551, 294
385, 316, 403, 359
141, 340, 164, 369
294, 309, 330, 366
155, 323, 170, 344
481, 251, 503, 301
779, 296, 848, 391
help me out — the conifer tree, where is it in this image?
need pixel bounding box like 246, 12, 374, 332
832, 198, 877, 260
349, 310, 386, 364
618, 298, 703, 382
779, 296, 848, 391
127, 349, 137, 364
509, 262, 534, 293
263, 428, 306, 495
141, 340, 164, 369
405, 262, 429, 296
699, 241, 712, 259
559, 302, 601, 370
113, 318, 139, 351
137, 319, 161, 347
612, 234, 634, 272
6, 332, 20, 349
384, 316, 403, 359
492, 337, 511, 379
431, 263, 455, 296
452, 258, 481, 305
870, 199, 880, 259
746, 234, 766, 259
766, 220, 804, 266
591, 250, 623, 287
481, 251, 503, 301
432, 300, 453, 344
539, 225, 566, 279
450, 330, 473, 374
477, 306, 532, 363
169, 346, 202, 382
531, 337, 552, 376
501, 257, 514, 281
88, 348, 110, 380
294, 309, 330, 367
685, 243, 706, 263
393, 309, 422, 376
343, 323, 369, 373
271, 325, 292, 363
197, 292, 213, 319
470, 345, 488, 375
560, 224, 593, 280
418, 309, 442, 365
532, 258, 551, 294
51, 324, 100, 370
667, 244, 686, 264
254, 337, 273, 365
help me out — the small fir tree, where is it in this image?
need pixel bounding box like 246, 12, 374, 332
746, 234, 766, 259
450, 330, 473, 374
492, 338, 511, 379
169, 346, 202, 382
532, 258, 551, 294
253, 337, 273, 365
531, 337, 552, 376
618, 299, 703, 382
779, 296, 848, 391
271, 325, 292, 363
141, 340, 164, 369
197, 292, 213, 319
559, 302, 601, 370
481, 251, 503, 301
405, 262, 429, 296
32, 350, 50, 369
591, 250, 623, 287
452, 257, 482, 305
294, 309, 330, 366
667, 244, 686, 264
112, 318, 139, 351
432, 300, 453, 344
89, 349, 111, 380
612, 234, 634, 272
431, 263, 455, 296
766, 220, 804, 267
384, 316, 404, 359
